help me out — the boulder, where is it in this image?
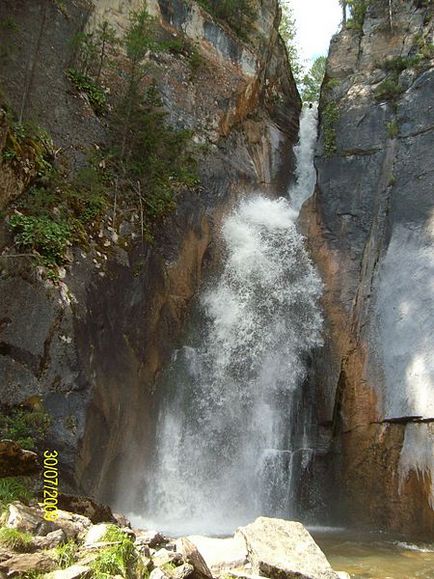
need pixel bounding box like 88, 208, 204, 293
236, 518, 339, 579
0, 551, 56, 576
83, 523, 110, 546
187, 535, 248, 574
6, 502, 54, 536
57, 494, 116, 524
175, 538, 213, 579
172, 563, 195, 579
33, 529, 66, 549
0, 440, 40, 477
44, 564, 92, 579
153, 548, 183, 568
135, 529, 169, 548
54, 510, 92, 539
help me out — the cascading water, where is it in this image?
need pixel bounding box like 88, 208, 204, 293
129, 106, 322, 535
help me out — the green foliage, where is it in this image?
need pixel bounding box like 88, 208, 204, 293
196, 0, 256, 41
66, 69, 108, 115
7, 161, 109, 268
91, 535, 140, 578
187, 43, 206, 79
383, 55, 422, 74
0, 527, 33, 552
55, 541, 78, 569
0, 408, 50, 451
301, 56, 326, 102
2, 118, 54, 179
112, 81, 198, 225
102, 524, 129, 543
387, 120, 399, 138
8, 214, 71, 267
0, 477, 33, 509
346, 0, 369, 30
279, 2, 304, 85
374, 76, 402, 101
322, 102, 339, 157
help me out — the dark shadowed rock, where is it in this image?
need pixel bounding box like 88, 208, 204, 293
57, 494, 116, 524
0, 440, 40, 477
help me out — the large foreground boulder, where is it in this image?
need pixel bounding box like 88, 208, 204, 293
187, 535, 248, 574
236, 518, 339, 579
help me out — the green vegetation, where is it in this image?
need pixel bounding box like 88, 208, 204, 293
2, 117, 54, 179
322, 102, 339, 157
383, 55, 422, 74
0, 407, 50, 450
0, 478, 32, 510
374, 76, 402, 101
5, 2, 200, 272
196, 0, 256, 41
66, 69, 108, 115
346, 0, 369, 31
301, 56, 326, 102
279, 2, 303, 85
55, 540, 78, 569
91, 533, 141, 578
0, 527, 33, 552
102, 524, 129, 542
9, 214, 71, 267
387, 120, 399, 138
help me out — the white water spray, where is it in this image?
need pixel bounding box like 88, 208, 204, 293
129, 106, 322, 535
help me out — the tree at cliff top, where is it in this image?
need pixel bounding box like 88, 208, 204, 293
301, 56, 326, 103
279, 0, 304, 85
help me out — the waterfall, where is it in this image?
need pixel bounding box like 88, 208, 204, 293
128, 106, 322, 535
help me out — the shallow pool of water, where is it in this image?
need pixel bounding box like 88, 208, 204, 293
312, 529, 434, 578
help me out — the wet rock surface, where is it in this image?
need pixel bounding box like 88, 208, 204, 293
0, 0, 300, 502
302, 0, 434, 537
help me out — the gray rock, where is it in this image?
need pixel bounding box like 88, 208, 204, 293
172, 563, 195, 579
44, 564, 92, 579
187, 535, 248, 574
83, 523, 110, 546
6, 502, 53, 536
150, 568, 170, 579
236, 517, 339, 579
33, 529, 66, 549
175, 538, 213, 579
0, 551, 56, 576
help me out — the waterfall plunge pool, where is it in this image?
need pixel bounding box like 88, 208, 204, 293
312, 528, 434, 578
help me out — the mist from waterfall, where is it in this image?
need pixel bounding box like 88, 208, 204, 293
128, 106, 322, 535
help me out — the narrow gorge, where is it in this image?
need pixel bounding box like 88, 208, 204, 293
0, 0, 433, 578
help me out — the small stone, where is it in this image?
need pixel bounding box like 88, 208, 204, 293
173, 563, 195, 579
153, 548, 183, 568
134, 529, 169, 548
33, 529, 66, 549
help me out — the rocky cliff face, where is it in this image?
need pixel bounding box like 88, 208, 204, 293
0, 0, 300, 498
303, 0, 434, 537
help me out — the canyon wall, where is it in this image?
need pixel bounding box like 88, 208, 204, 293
303, 0, 434, 538
0, 0, 300, 499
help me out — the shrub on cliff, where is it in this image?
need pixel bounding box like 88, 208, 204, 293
196, 0, 256, 41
